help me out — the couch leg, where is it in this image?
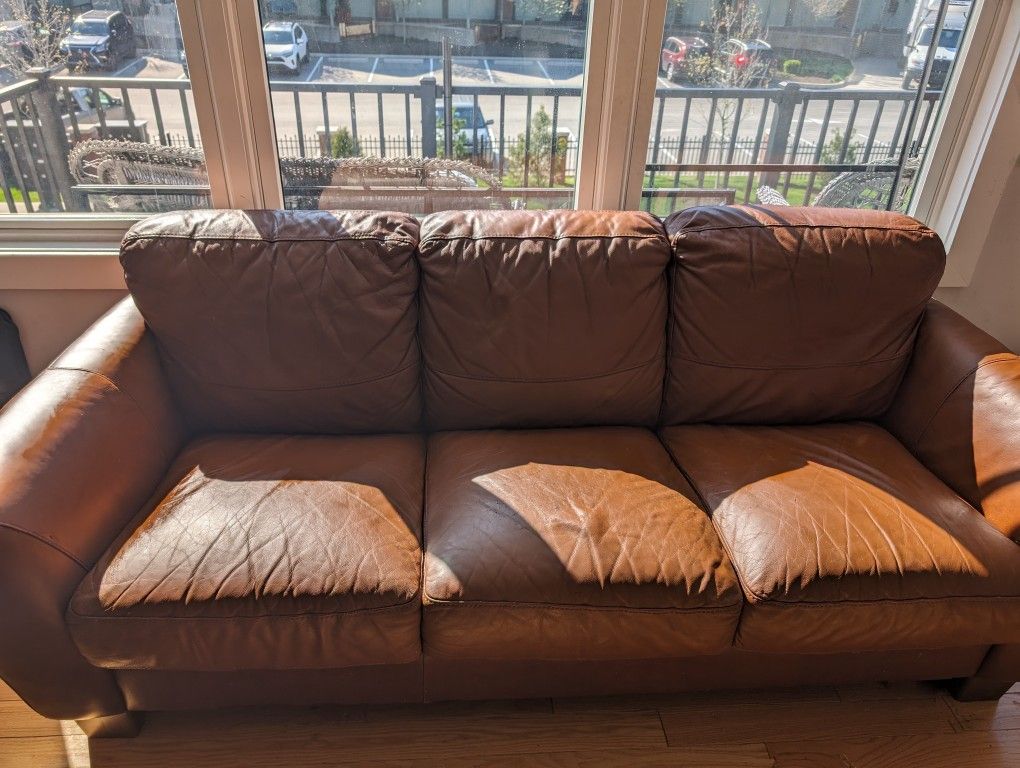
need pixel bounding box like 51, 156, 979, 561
948, 677, 1015, 702
76, 711, 143, 739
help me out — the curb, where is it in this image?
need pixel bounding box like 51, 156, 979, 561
778, 73, 854, 90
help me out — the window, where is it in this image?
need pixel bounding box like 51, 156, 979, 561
642, 0, 979, 215
0, 0, 1014, 284
0, 0, 207, 216
255, 0, 591, 213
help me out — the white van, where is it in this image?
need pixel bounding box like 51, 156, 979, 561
902, 1, 970, 90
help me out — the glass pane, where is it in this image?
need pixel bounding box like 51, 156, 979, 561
257, 0, 591, 213
646, 0, 975, 214
0, 0, 207, 214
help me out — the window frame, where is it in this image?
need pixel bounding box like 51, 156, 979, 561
0, 0, 1016, 295
908, 0, 1020, 287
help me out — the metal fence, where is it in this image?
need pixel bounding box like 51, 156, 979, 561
0, 72, 941, 213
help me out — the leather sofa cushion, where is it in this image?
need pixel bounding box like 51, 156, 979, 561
660, 205, 945, 424
423, 427, 741, 660
121, 210, 421, 434
68, 434, 424, 671
660, 422, 1020, 652
418, 210, 669, 430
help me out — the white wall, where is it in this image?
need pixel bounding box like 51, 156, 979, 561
936, 163, 1020, 352
0, 289, 126, 374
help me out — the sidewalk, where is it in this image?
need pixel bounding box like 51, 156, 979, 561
848, 56, 905, 90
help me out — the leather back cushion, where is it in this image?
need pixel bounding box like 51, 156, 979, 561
661, 205, 945, 425
418, 210, 670, 430
121, 210, 421, 434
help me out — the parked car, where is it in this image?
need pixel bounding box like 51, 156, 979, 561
901, 18, 962, 89
2, 87, 125, 133
59, 10, 136, 71
262, 21, 309, 74
716, 38, 775, 86
435, 100, 494, 157
659, 36, 709, 82
58, 87, 126, 126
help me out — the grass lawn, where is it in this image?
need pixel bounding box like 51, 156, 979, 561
0, 188, 41, 206
640, 171, 826, 214
484, 170, 837, 212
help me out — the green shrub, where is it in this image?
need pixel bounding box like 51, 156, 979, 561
507, 106, 568, 186
817, 129, 862, 187
774, 49, 852, 81
331, 127, 361, 158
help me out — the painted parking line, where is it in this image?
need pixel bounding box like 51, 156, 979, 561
366, 56, 379, 83
483, 58, 495, 83
536, 59, 555, 85
304, 55, 324, 82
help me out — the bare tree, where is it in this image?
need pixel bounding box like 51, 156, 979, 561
392, 0, 423, 43
515, 0, 572, 28
0, 0, 70, 77
684, 2, 767, 183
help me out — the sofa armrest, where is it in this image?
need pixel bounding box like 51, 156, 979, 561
884, 301, 1020, 543
0, 297, 186, 720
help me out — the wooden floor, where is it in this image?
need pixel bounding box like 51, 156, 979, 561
1, 678, 1018, 767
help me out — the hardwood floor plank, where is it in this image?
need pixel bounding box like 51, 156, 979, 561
554, 686, 839, 714
2, 683, 1012, 767
0, 701, 69, 740
659, 696, 958, 747
768, 730, 1020, 768
324, 744, 775, 767
86, 709, 667, 767
0, 682, 19, 703
944, 691, 1020, 732
0, 726, 89, 768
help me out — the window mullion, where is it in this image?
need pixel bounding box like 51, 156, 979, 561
910, 0, 1020, 287
177, 0, 283, 209
575, 0, 667, 210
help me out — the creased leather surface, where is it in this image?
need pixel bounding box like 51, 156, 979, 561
661, 422, 1020, 652
418, 210, 669, 430
884, 301, 1020, 543
424, 427, 741, 660
0, 298, 183, 720
661, 205, 946, 424
69, 433, 425, 671
121, 209, 422, 434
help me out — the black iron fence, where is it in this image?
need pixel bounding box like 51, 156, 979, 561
0, 71, 940, 213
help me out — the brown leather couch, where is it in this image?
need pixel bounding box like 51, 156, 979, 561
1, 205, 1018, 738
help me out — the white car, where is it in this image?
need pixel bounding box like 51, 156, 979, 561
262, 21, 308, 74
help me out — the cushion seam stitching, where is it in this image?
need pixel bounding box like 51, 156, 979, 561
427, 356, 661, 384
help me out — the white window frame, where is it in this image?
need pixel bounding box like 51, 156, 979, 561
0, 0, 1017, 294
575, 0, 667, 210
908, 0, 1020, 288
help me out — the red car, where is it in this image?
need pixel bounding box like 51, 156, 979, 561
660, 35, 709, 82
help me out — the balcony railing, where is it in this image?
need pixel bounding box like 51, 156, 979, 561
0, 71, 941, 214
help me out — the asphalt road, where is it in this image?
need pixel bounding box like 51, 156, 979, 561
83, 52, 920, 167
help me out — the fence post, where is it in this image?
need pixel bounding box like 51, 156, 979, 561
762, 82, 800, 188
25, 67, 83, 212
420, 77, 437, 158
